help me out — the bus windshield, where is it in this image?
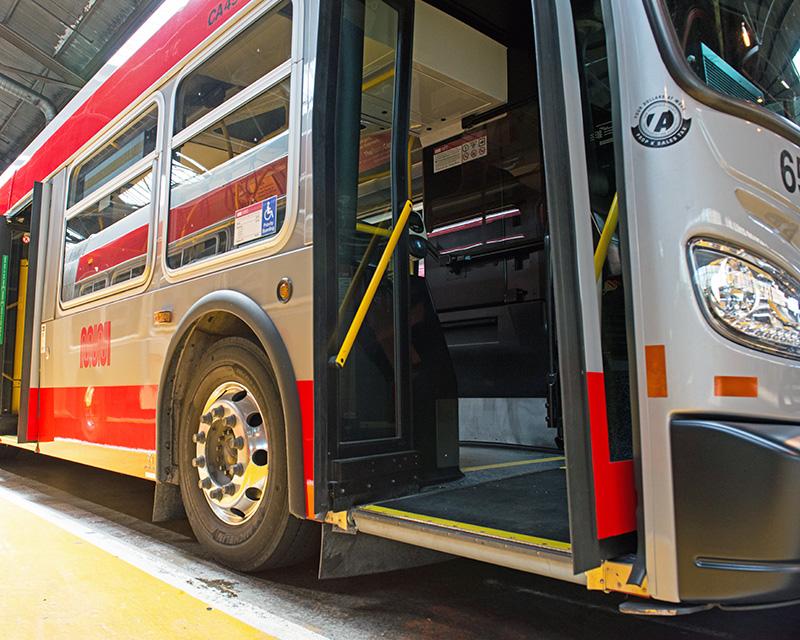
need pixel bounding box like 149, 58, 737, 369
664, 0, 800, 126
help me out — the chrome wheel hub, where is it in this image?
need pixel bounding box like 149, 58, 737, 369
193, 382, 269, 525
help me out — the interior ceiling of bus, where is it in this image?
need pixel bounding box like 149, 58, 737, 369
0, 0, 161, 175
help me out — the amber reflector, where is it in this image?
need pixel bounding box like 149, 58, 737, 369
153, 310, 173, 325
645, 345, 668, 397
714, 376, 758, 397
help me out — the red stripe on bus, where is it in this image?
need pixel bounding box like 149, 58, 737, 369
28, 385, 157, 450
0, 0, 254, 216
26, 380, 316, 502
586, 371, 636, 539
297, 379, 315, 519
76, 224, 149, 283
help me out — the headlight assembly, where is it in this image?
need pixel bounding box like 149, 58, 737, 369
688, 238, 800, 360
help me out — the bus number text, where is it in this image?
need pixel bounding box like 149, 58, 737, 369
208, 0, 237, 26
780, 150, 800, 193
80, 321, 111, 369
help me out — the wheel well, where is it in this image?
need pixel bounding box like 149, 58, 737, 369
158, 311, 267, 484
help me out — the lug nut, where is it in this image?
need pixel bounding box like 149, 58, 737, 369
192, 431, 206, 444
233, 436, 245, 450
223, 483, 236, 496
201, 412, 213, 425
224, 415, 236, 428
230, 463, 244, 477
198, 477, 212, 489
209, 488, 224, 500
211, 406, 225, 418
191, 456, 205, 468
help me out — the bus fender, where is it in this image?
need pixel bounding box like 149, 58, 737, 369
156, 290, 305, 520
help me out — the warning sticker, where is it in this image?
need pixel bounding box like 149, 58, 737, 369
234, 196, 278, 246
433, 130, 487, 174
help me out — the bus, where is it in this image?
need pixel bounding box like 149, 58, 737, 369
0, 0, 798, 613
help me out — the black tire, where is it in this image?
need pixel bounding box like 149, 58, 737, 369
178, 336, 317, 572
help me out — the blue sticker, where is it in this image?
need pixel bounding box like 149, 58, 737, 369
261, 196, 278, 237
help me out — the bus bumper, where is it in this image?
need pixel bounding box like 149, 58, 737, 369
671, 417, 800, 605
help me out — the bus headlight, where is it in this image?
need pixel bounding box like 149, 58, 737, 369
689, 238, 800, 360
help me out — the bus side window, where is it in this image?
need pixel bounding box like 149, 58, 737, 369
69, 107, 158, 207
63, 166, 155, 304
62, 101, 159, 304
167, 1, 293, 270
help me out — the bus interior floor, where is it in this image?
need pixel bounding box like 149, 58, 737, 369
373, 446, 570, 546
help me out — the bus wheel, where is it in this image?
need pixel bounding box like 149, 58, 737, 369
178, 336, 316, 572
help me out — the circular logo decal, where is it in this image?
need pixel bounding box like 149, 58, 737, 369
631, 96, 691, 148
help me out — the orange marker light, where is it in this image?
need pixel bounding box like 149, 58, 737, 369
645, 345, 668, 397
714, 376, 758, 398
153, 310, 173, 325
277, 277, 293, 304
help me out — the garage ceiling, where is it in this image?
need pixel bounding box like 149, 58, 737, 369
0, 0, 162, 174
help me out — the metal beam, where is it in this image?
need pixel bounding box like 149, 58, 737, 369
0, 62, 80, 91
0, 22, 84, 87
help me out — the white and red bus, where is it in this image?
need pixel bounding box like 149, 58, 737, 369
1, 0, 800, 612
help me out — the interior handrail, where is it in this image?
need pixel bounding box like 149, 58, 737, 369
334, 199, 414, 368
355, 221, 391, 237
593, 193, 619, 281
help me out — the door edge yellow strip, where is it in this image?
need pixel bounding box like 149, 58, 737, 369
462, 455, 565, 473
359, 504, 572, 552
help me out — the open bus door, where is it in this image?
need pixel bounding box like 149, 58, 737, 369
0, 173, 64, 444
314, 0, 639, 580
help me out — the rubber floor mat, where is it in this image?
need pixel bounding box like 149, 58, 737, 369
378, 468, 569, 543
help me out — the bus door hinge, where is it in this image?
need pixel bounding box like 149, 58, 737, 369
324, 510, 356, 534
585, 561, 649, 598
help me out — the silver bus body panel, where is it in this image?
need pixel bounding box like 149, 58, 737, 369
611, 0, 800, 602
36, 0, 314, 484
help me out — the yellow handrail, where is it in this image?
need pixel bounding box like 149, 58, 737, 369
335, 199, 414, 368
593, 194, 619, 281
355, 222, 391, 237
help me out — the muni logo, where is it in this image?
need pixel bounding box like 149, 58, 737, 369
80, 321, 111, 368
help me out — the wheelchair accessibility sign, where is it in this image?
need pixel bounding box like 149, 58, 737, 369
234, 195, 279, 245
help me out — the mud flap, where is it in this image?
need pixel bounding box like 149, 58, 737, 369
319, 523, 451, 579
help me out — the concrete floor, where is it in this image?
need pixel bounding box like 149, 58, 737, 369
1, 449, 799, 639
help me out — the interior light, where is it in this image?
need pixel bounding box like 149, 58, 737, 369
118, 173, 153, 207
782, 79, 791, 90
741, 23, 751, 48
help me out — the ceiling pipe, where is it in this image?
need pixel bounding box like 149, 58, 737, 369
0, 73, 56, 122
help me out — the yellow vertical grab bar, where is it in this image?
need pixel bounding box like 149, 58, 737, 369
594, 194, 619, 281
11, 258, 28, 414
335, 199, 414, 368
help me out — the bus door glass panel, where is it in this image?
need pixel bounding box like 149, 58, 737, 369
168, 1, 293, 269
330, 0, 406, 447
17, 181, 53, 442
0, 205, 30, 426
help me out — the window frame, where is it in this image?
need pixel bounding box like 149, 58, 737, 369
644, 0, 800, 148
162, 0, 302, 282
59, 94, 164, 310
